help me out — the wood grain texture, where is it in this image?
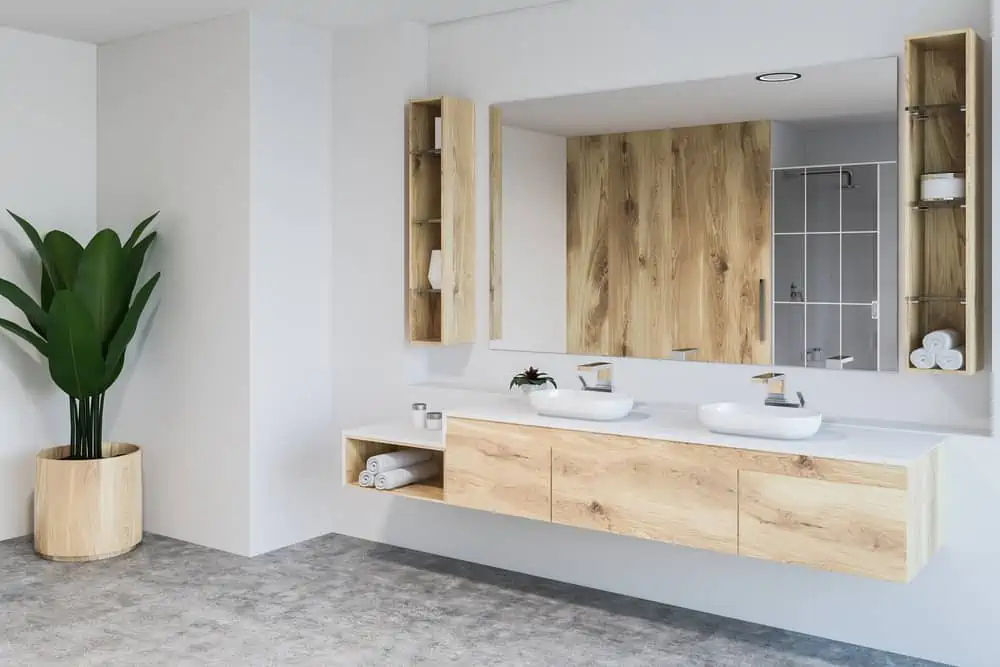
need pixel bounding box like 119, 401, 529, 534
348, 479, 445, 503
444, 418, 551, 521
489, 106, 503, 340
736, 450, 908, 490
552, 432, 738, 553
566, 135, 612, 354
907, 448, 940, 576
671, 122, 771, 364
965, 32, 982, 372
407, 99, 443, 343
738, 471, 909, 581
607, 130, 673, 358
566, 122, 770, 361
902, 30, 982, 373
35, 443, 142, 562
441, 96, 476, 344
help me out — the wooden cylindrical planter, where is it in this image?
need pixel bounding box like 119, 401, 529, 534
34, 443, 142, 562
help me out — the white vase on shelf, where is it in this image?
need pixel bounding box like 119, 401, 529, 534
428, 250, 443, 291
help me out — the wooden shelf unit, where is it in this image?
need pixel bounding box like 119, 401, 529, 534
406, 96, 476, 345
343, 435, 445, 503
902, 29, 982, 373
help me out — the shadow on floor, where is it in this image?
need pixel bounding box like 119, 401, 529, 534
363, 540, 944, 667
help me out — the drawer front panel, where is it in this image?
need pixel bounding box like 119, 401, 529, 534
444, 418, 551, 521
738, 471, 908, 581
552, 433, 739, 554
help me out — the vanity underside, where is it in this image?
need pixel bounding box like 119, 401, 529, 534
345, 418, 940, 583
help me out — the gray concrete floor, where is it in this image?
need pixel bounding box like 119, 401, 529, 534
0, 533, 944, 666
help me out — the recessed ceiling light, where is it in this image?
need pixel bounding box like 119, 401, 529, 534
755, 72, 802, 83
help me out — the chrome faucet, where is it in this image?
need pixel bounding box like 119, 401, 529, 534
578, 361, 614, 393
752, 372, 805, 408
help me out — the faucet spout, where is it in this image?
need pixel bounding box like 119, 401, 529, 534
578, 362, 614, 393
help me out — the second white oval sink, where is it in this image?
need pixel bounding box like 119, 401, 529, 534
529, 389, 634, 421
698, 402, 822, 440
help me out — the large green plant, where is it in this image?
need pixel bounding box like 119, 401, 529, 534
0, 210, 161, 460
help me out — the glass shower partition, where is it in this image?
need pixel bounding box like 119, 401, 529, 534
771, 162, 898, 372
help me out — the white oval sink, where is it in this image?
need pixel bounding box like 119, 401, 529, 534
530, 389, 634, 421
698, 402, 822, 440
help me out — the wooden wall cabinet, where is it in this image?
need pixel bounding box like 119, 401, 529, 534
563, 122, 771, 363
902, 29, 982, 372
407, 96, 476, 345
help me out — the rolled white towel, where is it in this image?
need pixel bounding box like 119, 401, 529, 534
358, 470, 376, 488
375, 461, 440, 491
909, 347, 936, 370
922, 329, 962, 351
366, 449, 433, 475
936, 345, 965, 372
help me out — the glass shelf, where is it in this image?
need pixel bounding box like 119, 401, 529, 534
413, 218, 442, 225
905, 103, 966, 119
411, 288, 441, 295
905, 295, 966, 305
910, 199, 966, 210
410, 149, 441, 157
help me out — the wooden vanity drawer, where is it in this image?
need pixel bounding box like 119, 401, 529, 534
737, 449, 938, 581
551, 433, 739, 554
738, 471, 912, 581
444, 418, 551, 521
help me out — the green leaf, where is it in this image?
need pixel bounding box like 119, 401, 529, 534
7, 210, 60, 290
43, 230, 84, 290
0, 317, 47, 357
74, 229, 125, 346
104, 354, 126, 390
41, 272, 54, 313
46, 291, 106, 398
0, 278, 48, 336
102, 273, 159, 389
122, 231, 156, 302
124, 211, 159, 251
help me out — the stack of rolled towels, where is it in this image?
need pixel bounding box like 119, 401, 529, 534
909, 329, 965, 371
358, 450, 439, 491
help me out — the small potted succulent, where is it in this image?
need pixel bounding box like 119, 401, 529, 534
509, 367, 557, 395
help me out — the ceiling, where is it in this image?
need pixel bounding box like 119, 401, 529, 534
499, 57, 899, 136
0, 0, 564, 44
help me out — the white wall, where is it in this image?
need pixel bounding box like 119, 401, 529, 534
423, 0, 990, 432
0, 27, 96, 541
327, 21, 429, 442
497, 126, 566, 354
800, 118, 899, 165
248, 15, 336, 556
770, 120, 805, 168
98, 14, 253, 555
330, 2, 1000, 665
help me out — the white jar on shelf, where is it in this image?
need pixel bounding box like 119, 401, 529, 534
920, 172, 965, 201
428, 250, 443, 290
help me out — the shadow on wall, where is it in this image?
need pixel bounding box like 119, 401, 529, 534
103, 299, 161, 433
425, 345, 475, 379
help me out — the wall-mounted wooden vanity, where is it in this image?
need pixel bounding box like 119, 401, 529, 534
344, 404, 942, 583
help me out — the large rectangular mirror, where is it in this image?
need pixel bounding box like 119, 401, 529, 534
489, 56, 899, 372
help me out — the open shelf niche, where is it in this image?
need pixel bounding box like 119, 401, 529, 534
902, 29, 982, 373
344, 436, 445, 503
406, 96, 476, 345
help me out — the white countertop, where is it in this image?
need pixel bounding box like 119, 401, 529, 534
342, 422, 444, 451
445, 398, 945, 466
